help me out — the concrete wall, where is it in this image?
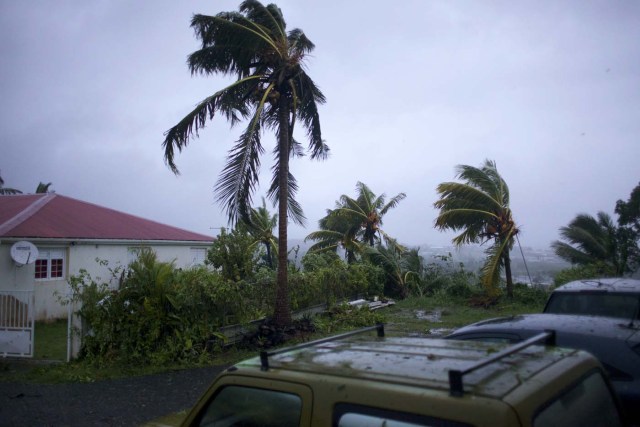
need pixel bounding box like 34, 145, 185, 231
0, 240, 211, 320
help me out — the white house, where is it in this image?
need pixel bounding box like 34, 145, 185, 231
0, 193, 214, 323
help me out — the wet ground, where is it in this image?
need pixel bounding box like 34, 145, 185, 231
0, 365, 225, 427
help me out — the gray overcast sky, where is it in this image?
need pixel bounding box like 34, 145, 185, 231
1, 1, 638, 249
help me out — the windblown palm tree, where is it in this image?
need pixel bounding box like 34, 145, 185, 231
0, 172, 22, 195
241, 198, 278, 268
306, 182, 406, 262
305, 208, 361, 263
162, 1, 327, 326
434, 160, 518, 297
552, 211, 629, 276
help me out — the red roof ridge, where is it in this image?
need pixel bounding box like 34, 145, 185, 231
0, 193, 55, 235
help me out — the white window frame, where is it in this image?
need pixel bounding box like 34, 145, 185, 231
35, 248, 66, 281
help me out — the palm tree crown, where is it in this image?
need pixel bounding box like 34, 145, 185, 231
306, 182, 406, 262
552, 211, 629, 276
241, 197, 278, 268
434, 159, 518, 297
0, 172, 22, 195
161, 1, 327, 326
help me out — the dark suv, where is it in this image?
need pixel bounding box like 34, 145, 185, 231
447, 313, 640, 424
544, 277, 640, 321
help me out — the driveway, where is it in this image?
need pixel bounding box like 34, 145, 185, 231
0, 365, 225, 426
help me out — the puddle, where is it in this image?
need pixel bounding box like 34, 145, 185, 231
414, 309, 442, 322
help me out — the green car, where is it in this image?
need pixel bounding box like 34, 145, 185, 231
146, 325, 626, 427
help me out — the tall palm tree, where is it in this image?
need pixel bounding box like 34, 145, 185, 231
306, 182, 406, 262
434, 160, 518, 297
0, 172, 22, 195
552, 211, 629, 276
162, 1, 327, 326
241, 197, 278, 268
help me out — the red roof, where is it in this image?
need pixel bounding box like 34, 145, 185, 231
0, 194, 214, 242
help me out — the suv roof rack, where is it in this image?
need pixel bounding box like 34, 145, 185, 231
260, 323, 385, 371
448, 330, 556, 397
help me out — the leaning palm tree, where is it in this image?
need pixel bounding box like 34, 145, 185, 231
306, 182, 406, 262
0, 172, 22, 195
241, 197, 278, 268
162, 1, 327, 326
552, 211, 629, 276
434, 160, 518, 298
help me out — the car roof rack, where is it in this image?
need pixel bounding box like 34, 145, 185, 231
448, 330, 556, 397
260, 323, 385, 371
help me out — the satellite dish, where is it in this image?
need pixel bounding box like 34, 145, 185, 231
10, 241, 39, 266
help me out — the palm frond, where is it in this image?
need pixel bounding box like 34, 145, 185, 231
214, 115, 266, 224
291, 70, 327, 159
552, 241, 599, 265
162, 77, 262, 174
434, 182, 502, 213
480, 235, 512, 294
454, 159, 509, 206
266, 166, 306, 226
379, 192, 407, 217
240, 0, 286, 40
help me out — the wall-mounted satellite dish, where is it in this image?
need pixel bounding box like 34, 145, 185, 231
10, 241, 39, 266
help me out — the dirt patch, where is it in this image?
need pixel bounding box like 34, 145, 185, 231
0, 365, 225, 426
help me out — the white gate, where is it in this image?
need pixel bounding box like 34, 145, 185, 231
0, 290, 35, 357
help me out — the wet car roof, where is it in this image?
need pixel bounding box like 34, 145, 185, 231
236, 336, 581, 400
554, 278, 640, 293
451, 313, 639, 341
455, 313, 640, 339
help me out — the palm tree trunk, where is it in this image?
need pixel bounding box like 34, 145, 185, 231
273, 97, 292, 327
504, 251, 514, 298
264, 242, 273, 269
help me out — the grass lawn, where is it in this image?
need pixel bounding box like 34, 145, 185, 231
385, 295, 545, 337
34, 319, 68, 361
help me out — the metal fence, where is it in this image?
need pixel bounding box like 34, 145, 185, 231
0, 290, 35, 357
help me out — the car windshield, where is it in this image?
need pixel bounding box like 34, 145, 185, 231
544, 292, 640, 320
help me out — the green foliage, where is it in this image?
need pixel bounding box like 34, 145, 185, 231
554, 182, 640, 276
511, 283, 549, 306
312, 303, 386, 335
62, 251, 241, 365
404, 253, 480, 300
207, 227, 259, 281
291, 252, 385, 309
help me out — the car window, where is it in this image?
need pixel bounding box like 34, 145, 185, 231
533, 371, 623, 427
334, 403, 473, 427
545, 293, 640, 319
195, 385, 302, 427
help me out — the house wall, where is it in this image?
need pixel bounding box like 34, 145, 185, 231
0, 240, 211, 320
